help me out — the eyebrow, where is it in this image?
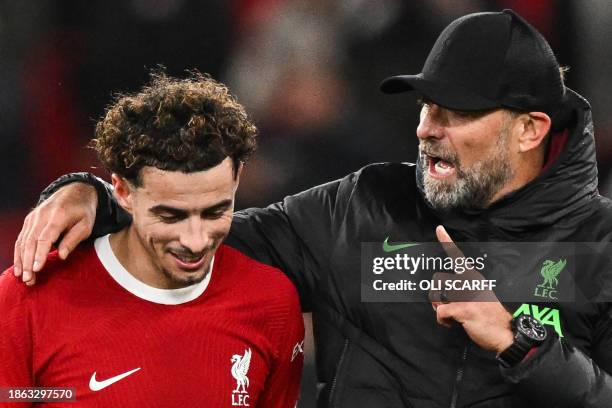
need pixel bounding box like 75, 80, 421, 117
149, 199, 233, 215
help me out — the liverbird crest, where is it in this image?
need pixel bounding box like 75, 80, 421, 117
231, 348, 251, 394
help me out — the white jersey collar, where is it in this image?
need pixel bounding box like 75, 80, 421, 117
94, 234, 213, 305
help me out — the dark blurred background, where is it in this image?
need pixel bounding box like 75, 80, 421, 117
2, 1, 612, 406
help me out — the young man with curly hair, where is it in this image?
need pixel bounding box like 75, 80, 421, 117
0, 72, 304, 407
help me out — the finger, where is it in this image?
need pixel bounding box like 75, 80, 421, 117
435, 225, 453, 243
23, 205, 72, 276
435, 225, 465, 260
57, 220, 91, 260
25, 273, 36, 286
32, 239, 55, 272
21, 218, 40, 283
436, 225, 478, 277
16, 213, 36, 277
435, 304, 456, 327
13, 221, 28, 277
32, 222, 66, 271
21, 209, 55, 279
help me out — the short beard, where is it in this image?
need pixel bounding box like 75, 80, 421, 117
420, 121, 515, 210
161, 264, 210, 287
160, 247, 213, 288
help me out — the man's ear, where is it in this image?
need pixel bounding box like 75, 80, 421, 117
236, 162, 244, 180
233, 162, 244, 191
111, 174, 134, 214
517, 111, 552, 153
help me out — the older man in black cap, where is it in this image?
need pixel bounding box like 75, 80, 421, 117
13, 9, 612, 407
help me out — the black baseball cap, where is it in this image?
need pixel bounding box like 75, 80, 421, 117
380, 9, 566, 116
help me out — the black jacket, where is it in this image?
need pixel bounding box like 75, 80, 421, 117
45, 89, 612, 407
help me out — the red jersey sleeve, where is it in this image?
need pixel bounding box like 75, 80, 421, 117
257, 293, 305, 408
0, 268, 35, 407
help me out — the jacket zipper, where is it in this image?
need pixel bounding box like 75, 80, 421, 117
450, 345, 468, 408
329, 339, 350, 407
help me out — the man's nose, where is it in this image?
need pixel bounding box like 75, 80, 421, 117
179, 218, 211, 254
416, 104, 446, 141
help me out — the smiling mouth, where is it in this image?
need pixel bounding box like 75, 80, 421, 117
424, 153, 457, 179
169, 251, 206, 270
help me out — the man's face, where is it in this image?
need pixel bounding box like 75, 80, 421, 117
416, 102, 517, 210
119, 158, 239, 288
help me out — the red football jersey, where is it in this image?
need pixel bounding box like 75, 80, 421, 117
0, 235, 304, 407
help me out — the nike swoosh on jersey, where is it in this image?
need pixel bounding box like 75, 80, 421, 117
89, 367, 141, 391
382, 237, 420, 252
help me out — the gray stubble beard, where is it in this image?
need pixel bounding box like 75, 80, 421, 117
420, 123, 515, 210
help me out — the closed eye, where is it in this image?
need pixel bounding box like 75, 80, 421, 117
202, 202, 232, 220
158, 214, 184, 223
202, 210, 226, 220
149, 205, 188, 223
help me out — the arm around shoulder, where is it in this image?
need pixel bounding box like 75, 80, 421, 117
38, 172, 131, 238
227, 172, 358, 310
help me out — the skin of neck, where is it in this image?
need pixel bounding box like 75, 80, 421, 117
109, 227, 178, 289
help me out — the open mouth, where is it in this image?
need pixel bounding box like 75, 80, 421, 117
425, 153, 456, 179
169, 251, 206, 271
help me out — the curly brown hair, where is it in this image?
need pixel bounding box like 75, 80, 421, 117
91, 70, 257, 186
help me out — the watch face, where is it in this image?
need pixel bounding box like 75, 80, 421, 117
517, 315, 547, 341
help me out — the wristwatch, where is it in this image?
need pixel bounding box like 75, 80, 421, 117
496, 315, 547, 368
